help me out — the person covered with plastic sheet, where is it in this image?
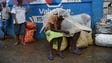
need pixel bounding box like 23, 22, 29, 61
42, 8, 92, 59
45, 13, 69, 60
0, 0, 10, 39
61, 13, 92, 54
11, 0, 29, 45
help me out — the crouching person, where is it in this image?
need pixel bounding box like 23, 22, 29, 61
45, 14, 69, 60
61, 13, 92, 55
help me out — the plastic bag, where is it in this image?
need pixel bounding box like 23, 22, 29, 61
24, 21, 36, 43
61, 14, 92, 37
26, 21, 36, 29
95, 34, 112, 47
24, 29, 35, 43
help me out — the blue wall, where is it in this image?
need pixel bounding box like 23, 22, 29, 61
5, 0, 103, 39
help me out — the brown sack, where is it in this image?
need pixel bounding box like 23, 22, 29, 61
24, 21, 36, 43
26, 21, 36, 29
77, 31, 93, 48
77, 31, 88, 48
24, 29, 36, 43
87, 32, 93, 45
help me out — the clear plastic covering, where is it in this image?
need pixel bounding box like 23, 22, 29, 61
40, 8, 70, 33
62, 15, 92, 37
40, 8, 92, 37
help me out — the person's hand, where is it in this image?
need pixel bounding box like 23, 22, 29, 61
26, 8, 30, 15
84, 30, 90, 33
15, 21, 18, 25
63, 31, 69, 34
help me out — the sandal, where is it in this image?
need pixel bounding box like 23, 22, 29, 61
48, 54, 54, 60
57, 52, 64, 58
73, 50, 81, 55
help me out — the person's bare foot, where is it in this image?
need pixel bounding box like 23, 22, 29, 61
21, 42, 26, 45
14, 42, 19, 45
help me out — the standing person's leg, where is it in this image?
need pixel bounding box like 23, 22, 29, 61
57, 37, 64, 58
0, 20, 2, 29
19, 23, 25, 45
15, 35, 20, 45
72, 32, 81, 54
0, 21, 4, 38
1, 21, 5, 39
14, 24, 20, 45
3, 20, 8, 39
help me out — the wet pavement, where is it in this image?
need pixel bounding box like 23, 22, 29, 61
0, 38, 112, 63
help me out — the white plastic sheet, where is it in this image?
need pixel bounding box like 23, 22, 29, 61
40, 8, 70, 33
42, 8, 93, 48
61, 14, 92, 37
40, 8, 92, 35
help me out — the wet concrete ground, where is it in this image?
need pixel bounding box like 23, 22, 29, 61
0, 38, 112, 63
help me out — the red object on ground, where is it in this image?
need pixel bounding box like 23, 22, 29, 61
24, 21, 36, 43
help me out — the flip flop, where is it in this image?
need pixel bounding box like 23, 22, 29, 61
48, 54, 54, 60
57, 52, 64, 58
73, 50, 81, 55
